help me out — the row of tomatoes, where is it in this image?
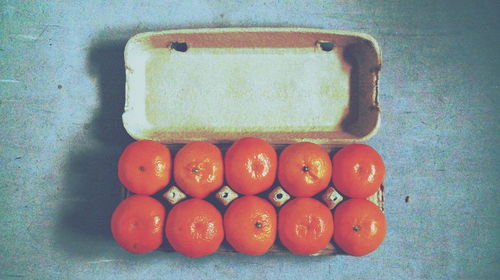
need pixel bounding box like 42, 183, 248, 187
118, 137, 385, 199
111, 138, 386, 257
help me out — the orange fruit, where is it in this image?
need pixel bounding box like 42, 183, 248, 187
118, 140, 171, 195
278, 142, 332, 197
278, 198, 334, 255
165, 198, 224, 258
331, 144, 385, 198
224, 196, 277, 256
173, 141, 223, 198
333, 199, 386, 256
224, 137, 277, 195
111, 195, 165, 254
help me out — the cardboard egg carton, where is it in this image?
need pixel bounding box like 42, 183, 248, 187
121, 28, 383, 256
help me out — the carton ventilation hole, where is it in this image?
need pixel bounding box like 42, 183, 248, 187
171, 42, 188, 52
318, 41, 334, 52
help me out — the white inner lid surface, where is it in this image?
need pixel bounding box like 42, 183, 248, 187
123, 29, 381, 145
144, 48, 350, 132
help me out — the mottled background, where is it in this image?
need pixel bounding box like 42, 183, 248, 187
0, 1, 499, 279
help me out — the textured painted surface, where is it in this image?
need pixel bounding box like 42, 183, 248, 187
0, 0, 499, 279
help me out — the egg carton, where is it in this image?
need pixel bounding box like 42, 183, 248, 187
121, 28, 383, 256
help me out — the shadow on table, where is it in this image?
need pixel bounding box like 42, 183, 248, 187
54, 27, 138, 258
53, 23, 238, 259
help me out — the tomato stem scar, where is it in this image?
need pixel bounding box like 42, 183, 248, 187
138, 166, 145, 171
353, 225, 361, 232
302, 165, 309, 172
255, 222, 262, 228
192, 168, 199, 173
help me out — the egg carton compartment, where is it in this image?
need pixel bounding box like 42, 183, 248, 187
120, 144, 384, 256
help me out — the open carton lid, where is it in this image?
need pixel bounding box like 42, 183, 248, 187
123, 28, 381, 146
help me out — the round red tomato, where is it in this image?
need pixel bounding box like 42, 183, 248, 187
331, 144, 385, 198
111, 195, 166, 254
333, 199, 386, 256
224, 137, 277, 195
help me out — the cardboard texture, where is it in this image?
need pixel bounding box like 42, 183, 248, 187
122, 28, 384, 256
123, 28, 381, 146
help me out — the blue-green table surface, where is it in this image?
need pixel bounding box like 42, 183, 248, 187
1, 1, 499, 279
